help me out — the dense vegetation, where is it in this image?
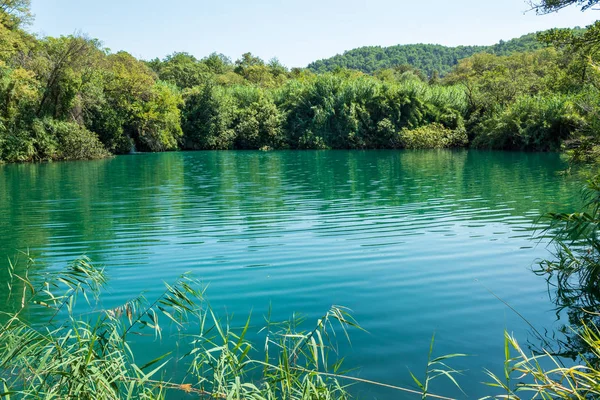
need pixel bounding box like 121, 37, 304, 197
307, 31, 557, 76
4, 0, 600, 399
1, 1, 600, 163
0, 255, 364, 399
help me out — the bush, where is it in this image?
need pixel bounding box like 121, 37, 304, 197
231, 86, 286, 149
0, 119, 110, 162
181, 84, 236, 150
34, 118, 111, 160
472, 95, 583, 151
275, 74, 468, 149
84, 104, 133, 154
0, 124, 47, 162
399, 122, 468, 149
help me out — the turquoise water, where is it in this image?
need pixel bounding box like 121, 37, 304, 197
0, 150, 582, 398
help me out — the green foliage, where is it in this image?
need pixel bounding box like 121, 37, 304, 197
0, 61, 39, 125
409, 334, 465, 400
530, 0, 599, 13
400, 123, 468, 149
482, 328, 600, 399
0, 7, 33, 58
92, 51, 157, 153
231, 52, 290, 88
533, 177, 600, 364
181, 83, 236, 150
0, 123, 53, 162
0, 0, 596, 162
472, 94, 582, 151
231, 85, 286, 149
307, 31, 558, 77
184, 71, 469, 150
33, 35, 105, 120
129, 81, 183, 152
0, 255, 362, 399
150, 52, 212, 89
202, 52, 233, 75
275, 74, 467, 150
442, 46, 600, 151
0, 0, 32, 30
33, 118, 110, 160
445, 49, 565, 110
0, 118, 109, 162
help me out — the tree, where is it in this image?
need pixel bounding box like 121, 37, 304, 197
529, 0, 600, 14
90, 51, 158, 153
202, 52, 232, 75
34, 35, 104, 119
0, 0, 33, 58
129, 81, 183, 152
0, 0, 32, 29
306, 34, 549, 76
181, 83, 236, 150
234, 52, 264, 76
153, 52, 211, 89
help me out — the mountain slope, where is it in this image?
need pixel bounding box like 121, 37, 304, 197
306, 30, 579, 76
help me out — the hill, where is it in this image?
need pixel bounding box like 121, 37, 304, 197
306, 29, 581, 76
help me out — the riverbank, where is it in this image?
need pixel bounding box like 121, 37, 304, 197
2, 2, 599, 164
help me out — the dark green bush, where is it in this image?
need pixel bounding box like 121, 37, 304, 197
472, 95, 583, 151
0, 118, 110, 162
34, 118, 110, 160
231, 86, 286, 149
181, 84, 236, 150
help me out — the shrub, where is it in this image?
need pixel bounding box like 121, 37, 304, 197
33, 118, 111, 161
472, 95, 583, 151
399, 122, 468, 149
0, 124, 44, 162
231, 86, 286, 149
181, 84, 236, 150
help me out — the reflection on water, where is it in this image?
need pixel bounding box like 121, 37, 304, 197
0, 150, 582, 398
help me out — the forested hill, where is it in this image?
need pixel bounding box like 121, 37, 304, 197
307, 29, 581, 76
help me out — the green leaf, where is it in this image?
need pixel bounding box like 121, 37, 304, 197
138, 351, 172, 371
409, 370, 424, 391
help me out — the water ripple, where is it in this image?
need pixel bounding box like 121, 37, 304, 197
0, 150, 583, 399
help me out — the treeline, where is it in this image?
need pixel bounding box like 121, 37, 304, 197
0, 1, 599, 163
306, 30, 584, 76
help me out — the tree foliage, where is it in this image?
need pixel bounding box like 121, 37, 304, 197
530, 0, 600, 14
0, 0, 599, 162
306, 30, 573, 77
0, 0, 32, 29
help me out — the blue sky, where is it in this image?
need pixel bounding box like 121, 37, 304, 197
30, 0, 599, 68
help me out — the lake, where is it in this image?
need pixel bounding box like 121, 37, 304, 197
0, 150, 582, 398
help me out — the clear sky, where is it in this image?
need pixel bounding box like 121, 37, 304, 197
30, 0, 599, 68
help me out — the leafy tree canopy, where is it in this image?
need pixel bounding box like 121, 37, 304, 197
307, 29, 583, 77
0, 0, 32, 29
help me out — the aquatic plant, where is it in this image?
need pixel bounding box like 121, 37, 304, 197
0, 253, 361, 399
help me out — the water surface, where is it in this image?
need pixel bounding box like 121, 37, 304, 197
0, 150, 582, 398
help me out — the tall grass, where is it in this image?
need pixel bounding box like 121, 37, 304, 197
478, 175, 600, 399
0, 253, 469, 400
0, 253, 361, 399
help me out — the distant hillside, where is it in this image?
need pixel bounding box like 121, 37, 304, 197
307, 29, 582, 76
